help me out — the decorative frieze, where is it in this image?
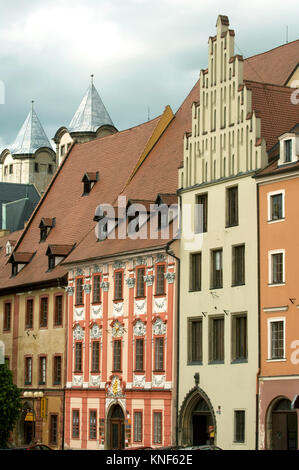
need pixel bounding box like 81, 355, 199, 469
74, 307, 85, 321
126, 277, 136, 288
72, 375, 83, 387
133, 375, 145, 388
144, 274, 154, 286
133, 320, 146, 336
164, 272, 175, 284
112, 320, 125, 337
100, 281, 109, 292
113, 302, 124, 317
89, 375, 101, 387
134, 256, 145, 267
153, 317, 166, 336
155, 253, 166, 263
113, 261, 125, 270
91, 304, 102, 318
90, 323, 102, 339
152, 375, 165, 388
134, 299, 147, 316
73, 324, 84, 340
153, 297, 167, 314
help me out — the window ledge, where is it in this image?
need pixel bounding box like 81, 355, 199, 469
187, 361, 203, 366
231, 283, 245, 288
266, 358, 286, 362
225, 223, 239, 229
208, 361, 224, 365
267, 218, 285, 224
231, 359, 248, 364
268, 283, 285, 288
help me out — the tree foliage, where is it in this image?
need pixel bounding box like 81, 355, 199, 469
0, 363, 22, 448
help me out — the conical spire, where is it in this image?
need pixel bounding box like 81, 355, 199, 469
68, 76, 114, 134
10, 101, 52, 155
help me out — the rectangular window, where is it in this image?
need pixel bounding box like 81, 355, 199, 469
113, 340, 121, 371
54, 295, 63, 326
25, 357, 32, 385
91, 341, 100, 372
39, 356, 46, 385
34, 163, 39, 173
209, 317, 224, 363
156, 264, 165, 295
226, 186, 238, 227
39, 297, 48, 328
232, 245, 245, 286
190, 253, 201, 291
50, 414, 58, 445
75, 278, 84, 305
270, 320, 285, 360
135, 338, 144, 371
75, 342, 82, 372
72, 410, 80, 438
284, 139, 292, 162
232, 315, 247, 362
271, 252, 284, 284
154, 337, 164, 371
195, 193, 208, 233
48, 164, 53, 174
89, 410, 97, 440
188, 318, 203, 363
270, 194, 283, 221
234, 410, 245, 443
153, 412, 162, 444
9, 164, 13, 174
3, 302, 11, 331
53, 356, 62, 385
114, 271, 123, 300
211, 249, 223, 289
136, 268, 145, 297
25, 299, 34, 329
134, 411, 142, 442
92, 274, 101, 303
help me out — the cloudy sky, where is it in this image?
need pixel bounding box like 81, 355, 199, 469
0, 0, 298, 150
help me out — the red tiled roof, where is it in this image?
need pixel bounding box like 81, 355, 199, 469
243, 40, 299, 86
0, 116, 161, 291
46, 245, 74, 256
246, 80, 299, 151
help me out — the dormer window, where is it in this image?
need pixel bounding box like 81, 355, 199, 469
6, 241, 15, 256
82, 172, 99, 196
46, 244, 74, 271
39, 218, 55, 242
278, 133, 297, 166
9, 252, 34, 277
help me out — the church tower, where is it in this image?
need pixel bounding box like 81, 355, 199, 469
54, 76, 117, 165
0, 101, 56, 194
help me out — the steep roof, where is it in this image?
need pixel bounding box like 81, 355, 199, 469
69, 78, 115, 133
10, 102, 53, 156
243, 39, 299, 86
0, 115, 162, 292
0, 183, 40, 232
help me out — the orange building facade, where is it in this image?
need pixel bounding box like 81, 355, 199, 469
63, 251, 177, 450
257, 127, 299, 450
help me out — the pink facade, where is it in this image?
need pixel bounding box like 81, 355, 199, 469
64, 252, 177, 449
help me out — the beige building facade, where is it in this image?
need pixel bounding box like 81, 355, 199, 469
177, 15, 268, 450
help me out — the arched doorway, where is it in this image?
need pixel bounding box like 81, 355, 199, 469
179, 387, 216, 446
107, 404, 125, 450
268, 397, 298, 450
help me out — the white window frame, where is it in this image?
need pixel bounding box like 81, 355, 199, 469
267, 189, 285, 223
278, 134, 297, 166
267, 317, 286, 362
268, 249, 285, 286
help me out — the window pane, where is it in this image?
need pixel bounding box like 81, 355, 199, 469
135, 339, 144, 371
153, 412, 162, 444
113, 340, 121, 371
92, 342, 100, 372
227, 187, 238, 226
26, 299, 33, 328
190, 253, 201, 291
54, 356, 62, 384
195, 194, 208, 233
271, 194, 283, 220
50, 415, 58, 445
210, 318, 224, 362
154, 338, 164, 371
76, 278, 83, 305
89, 410, 97, 439
75, 343, 82, 371
93, 275, 101, 303
272, 253, 283, 284
212, 250, 223, 288
234, 410, 245, 443
233, 245, 245, 285
134, 412, 142, 442
137, 268, 145, 297
271, 321, 284, 359
54, 295, 63, 326
72, 410, 79, 438
114, 272, 123, 300
156, 265, 165, 295
40, 298, 48, 327
189, 320, 202, 363
234, 316, 247, 360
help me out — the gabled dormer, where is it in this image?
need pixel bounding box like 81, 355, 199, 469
155, 193, 178, 230
46, 244, 74, 270
82, 172, 99, 195
9, 252, 35, 277
5, 240, 16, 256
278, 130, 298, 166
126, 199, 154, 235
39, 217, 56, 242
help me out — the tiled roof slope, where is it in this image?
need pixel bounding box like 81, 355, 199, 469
0, 230, 23, 266
245, 80, 299, 151
0, 116, 161, 292
63, 79, 200, 264
243, 40, 299, 86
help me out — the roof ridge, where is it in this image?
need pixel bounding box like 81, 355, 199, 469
245, 39, 299, 61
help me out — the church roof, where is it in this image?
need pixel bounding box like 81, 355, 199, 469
10, 102, 53, 156
68, 77, 115, 134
